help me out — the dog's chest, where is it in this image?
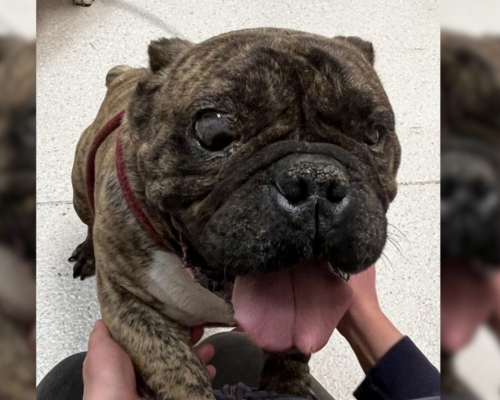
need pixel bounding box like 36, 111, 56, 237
145, 251, 235, 327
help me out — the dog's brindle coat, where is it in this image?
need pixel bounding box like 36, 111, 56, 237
441, 31, 500, 399
71, 29, 400, 399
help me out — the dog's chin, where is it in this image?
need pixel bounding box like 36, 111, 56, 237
182, 207, 386, 304
184, 228, 383, 300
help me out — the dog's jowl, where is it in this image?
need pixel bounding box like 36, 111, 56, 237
70, 29, 401, 399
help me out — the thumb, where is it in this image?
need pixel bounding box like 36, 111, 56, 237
83, 320, 140, 400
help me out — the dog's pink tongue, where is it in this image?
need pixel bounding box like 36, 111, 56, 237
233, 262, 352, 355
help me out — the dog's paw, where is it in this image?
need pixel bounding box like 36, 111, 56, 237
74, 0, 94, 7
261, 351, 317, 399
69, 237, 95, 280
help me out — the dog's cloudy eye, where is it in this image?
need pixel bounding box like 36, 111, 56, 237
195, 112, 234, 151
364, 124, 386, 146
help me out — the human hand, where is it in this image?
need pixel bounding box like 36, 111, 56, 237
337, 264, 381, 338
82, 320, 215, 400
337, 265, 403, 371
441, 262, 499, 354
340, 263, 379, 316
487, 272, 500, 338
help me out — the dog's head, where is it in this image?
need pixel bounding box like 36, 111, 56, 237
441, 31, 500, 272
127, 29, 400, 352
129, 29, 400, 275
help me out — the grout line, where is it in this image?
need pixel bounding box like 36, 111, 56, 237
399, 180, 440, 186
37, 200, 72, 206
36, 180, 441, 206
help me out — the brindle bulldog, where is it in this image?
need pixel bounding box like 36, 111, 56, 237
70, 28, 401, 399
441, 31, 500, 399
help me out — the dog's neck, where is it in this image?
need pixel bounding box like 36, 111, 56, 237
86, 110, 175, 252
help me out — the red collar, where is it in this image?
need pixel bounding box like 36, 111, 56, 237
85, 110, 167, 249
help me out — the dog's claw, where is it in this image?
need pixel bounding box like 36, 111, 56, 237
73, 0, 94, 6
69, 237, 95, 280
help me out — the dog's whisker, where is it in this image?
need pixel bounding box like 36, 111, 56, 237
380, 251, 395, 273
386, 236, 406, 261
378, 253, 388, 270
388, 223, 409, 243
387, 234, 403, 251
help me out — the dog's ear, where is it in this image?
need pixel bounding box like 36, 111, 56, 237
129, 38, 193, 141
334, 36, 375, 65
148, 38, 193, 73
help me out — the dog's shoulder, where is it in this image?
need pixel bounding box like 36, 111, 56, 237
75, 66, 148, 157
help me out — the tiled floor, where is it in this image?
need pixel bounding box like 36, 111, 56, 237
36, 0, 440, 398
0, 0, 36, 38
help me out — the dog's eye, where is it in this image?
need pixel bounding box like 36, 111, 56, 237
364, 124, 386, 146
195, 112, 234, 151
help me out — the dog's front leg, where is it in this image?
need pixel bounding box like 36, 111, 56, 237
0, 314, 36, 400
96, 268, 214, 400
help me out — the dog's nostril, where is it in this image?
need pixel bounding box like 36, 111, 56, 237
279, 176, 309, 204
327, 181, 348, 203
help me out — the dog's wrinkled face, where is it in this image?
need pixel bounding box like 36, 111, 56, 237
129, 29, 400, 279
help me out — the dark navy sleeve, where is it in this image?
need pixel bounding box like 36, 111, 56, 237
353, 337, 440, 400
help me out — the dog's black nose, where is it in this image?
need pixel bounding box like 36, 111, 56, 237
272, 154, 350, 207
